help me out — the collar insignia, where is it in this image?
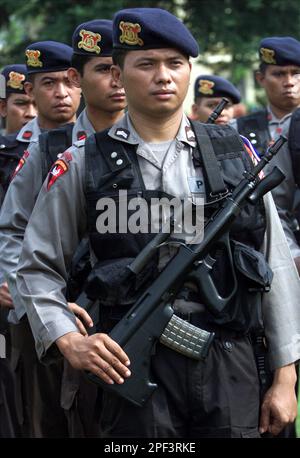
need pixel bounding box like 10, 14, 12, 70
115, 128, 130, 140
185, 126, 195, 142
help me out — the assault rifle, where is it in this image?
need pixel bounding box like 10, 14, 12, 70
87, 135, 287, 406
206, 97, 229, 124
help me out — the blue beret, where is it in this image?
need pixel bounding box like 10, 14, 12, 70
194, 75, 241, 104
72, 19, 113, 57
1, 64, 28, 95
259, 36, 300, 67
112, 8, 199, 58
25, 41, 73, 74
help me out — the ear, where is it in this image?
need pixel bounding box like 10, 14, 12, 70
191, 102, 199, 118
0, 99, 7, 117
67, 67, 81, 88
111, 65, 123, 88
255, 71, 265, 87
24, 81, 33, 97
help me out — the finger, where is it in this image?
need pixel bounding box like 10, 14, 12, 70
96, 345, 131, 382
75, 317, 88, 336
88, 363, 115, 385
102, 335, 131, 366
68, 303, 93, 328
0, 297, 14, 308
269, 418, 285, 436
259, 402, 271, 434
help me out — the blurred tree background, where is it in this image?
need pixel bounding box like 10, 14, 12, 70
1, 0, 300, 106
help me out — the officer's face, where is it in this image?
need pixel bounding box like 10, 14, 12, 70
25, 71, 82, 129
70, 56, 126, 114
0, 93, 37, 134
191, 97, 235, 124
112, 48, 191, 118
256, 65, 300, 114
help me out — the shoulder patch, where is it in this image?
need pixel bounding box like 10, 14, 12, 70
10, 150, 30, 181
47, 159, 69, 191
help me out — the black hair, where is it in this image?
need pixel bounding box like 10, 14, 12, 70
112, 49, 129, 69
71, 54, 95, 76
258, 62, 268, 74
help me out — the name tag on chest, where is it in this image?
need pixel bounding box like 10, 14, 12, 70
188, 176, 205, 194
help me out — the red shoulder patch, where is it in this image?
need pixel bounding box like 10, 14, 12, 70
47, 159, 69, 191
10, 150, 30, 181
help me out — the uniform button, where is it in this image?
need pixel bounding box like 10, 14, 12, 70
111, 152, 118, 159
249, 132, 256, 138
116, 159, 123, 166
223, 341, 233, 352
0, 144, 5, 149
251, 139, 257, 145
112, 183, 118, 189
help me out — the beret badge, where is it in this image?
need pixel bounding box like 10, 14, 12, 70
7, 71, 25, 90
198, 79, 215, 95
260, 47, 276, 65
26, 50, 43, 68
119, 21, 144, 46
78, 29, 101, 54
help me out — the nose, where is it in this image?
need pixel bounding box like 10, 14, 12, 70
154, 63, 172, 85
284, 73, 298, 87
26, 103, 37, 119
55, 82, 68, 98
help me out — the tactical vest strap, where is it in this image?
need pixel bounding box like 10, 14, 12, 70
288, 107, 300, 186
236, 109, 270, 155
39, 122, 74, 181
190, 120, 227, 196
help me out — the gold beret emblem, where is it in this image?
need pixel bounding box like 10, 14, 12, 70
119, 21, 144, 46
7, 71, 25, 90
260, 47, 276, 65
198, 79, 215, 95
78, 29, 101, 54
25, 49, 43, 68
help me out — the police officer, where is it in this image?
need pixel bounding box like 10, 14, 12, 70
0, 73, 20, 438
0, 65, 36, 135
0, 65, 36, 205
191, 74, 241, 125
233, 37, 300, 276
0, 21, 126, 438
17, 8, 299, 438
0, 40, 82, 438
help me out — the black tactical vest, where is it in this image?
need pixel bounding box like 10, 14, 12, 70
0, 133, 27, 198
39, 123, 74, 182
83, 122, 268, 332
237, 109, 270, 156
288, 107, 300, 187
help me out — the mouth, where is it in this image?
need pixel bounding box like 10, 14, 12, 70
53, 104, 71, 109
151, 90, 175, 100
110, 92, 126, 101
